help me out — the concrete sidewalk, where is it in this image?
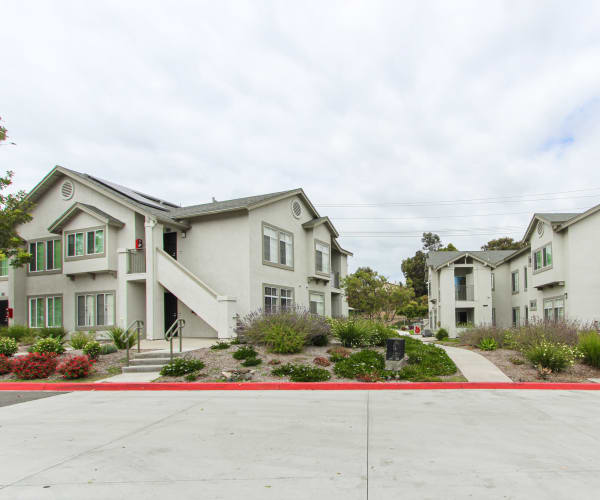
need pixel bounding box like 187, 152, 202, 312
1, 390, 600, 499
438, 344, 512, 382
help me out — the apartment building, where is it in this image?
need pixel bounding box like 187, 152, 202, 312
426, 206, 600, 337
4, 166, 352, 340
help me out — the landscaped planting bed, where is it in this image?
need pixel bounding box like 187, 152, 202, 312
156, 309, 464, 383
447, 322, 600, 382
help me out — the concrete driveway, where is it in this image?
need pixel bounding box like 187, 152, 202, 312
1, 389, 599, 499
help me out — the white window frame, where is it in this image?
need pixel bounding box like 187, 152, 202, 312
86, 229, 104, 255
262, 223, 294, 270
67, 232, 85, 257
533, 243, 553, 273
315, 240, 330, 275
511, 270, 519, 294
309, 291, 325, 316
263, 285, 294, 314
76, 291, 115, 330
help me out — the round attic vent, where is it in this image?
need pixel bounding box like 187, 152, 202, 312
291, 199, 302, 219
537, 221, 544, 237
60, 180, 74, 200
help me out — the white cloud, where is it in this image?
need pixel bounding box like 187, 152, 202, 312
2, 0, 600, 281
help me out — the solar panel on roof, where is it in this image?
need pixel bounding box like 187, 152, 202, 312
87, 175, 174, 211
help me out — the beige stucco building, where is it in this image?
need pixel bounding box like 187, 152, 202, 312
426, 208, 600, 337
3, 166, 352, 340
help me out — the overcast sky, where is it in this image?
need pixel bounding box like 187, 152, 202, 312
2, 1, 600, 281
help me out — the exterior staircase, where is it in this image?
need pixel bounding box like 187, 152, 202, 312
121, 350, 186, 374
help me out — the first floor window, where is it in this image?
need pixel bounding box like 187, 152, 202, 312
530, 299, 537, 311
29, 297, 45, 328
0, 256, 8, 277
512, 307, 521, 327
309, 292, 325, 316
544, 297, 564, 322
46, 296, 62, 327
77, 292, 114, 328
263, 286, 294, 313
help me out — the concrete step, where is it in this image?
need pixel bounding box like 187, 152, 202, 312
133, 351, 187, 359
122, 365, 163, 374
130, 358, 172, 366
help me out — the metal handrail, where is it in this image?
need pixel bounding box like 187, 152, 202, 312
123, 319, 144, 366
164, 318, 186, 363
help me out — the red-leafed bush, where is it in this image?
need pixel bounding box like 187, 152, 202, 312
0, 354, 12, 374
313, 356, 331, 367
57, 355, 94, 379
11, 353, 58, 379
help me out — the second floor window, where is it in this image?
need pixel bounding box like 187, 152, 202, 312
315, 241, 330, 274
533, 244, 552, 271
511, 270, 519, 293
67, 229, 104, 257
263, 225, 293, 268
29, 239, 62, 272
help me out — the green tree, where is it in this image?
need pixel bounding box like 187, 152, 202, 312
0, 170, 33, 267
401, 250, 427, 297
481, 237, 525, 251
341, 267, 414, 322
421, 232, 442, 251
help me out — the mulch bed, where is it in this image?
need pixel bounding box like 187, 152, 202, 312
455, 345, 600, 383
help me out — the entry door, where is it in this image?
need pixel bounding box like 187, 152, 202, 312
164, 292, 178, 333
0, 301, 7, 327
163, 232, 177, 260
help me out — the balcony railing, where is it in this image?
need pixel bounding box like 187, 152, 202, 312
331, 271, 340, 289
127, 249, 146, 274
455, 285, 474, 301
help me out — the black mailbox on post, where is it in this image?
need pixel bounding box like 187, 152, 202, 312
386, 338, 405, 361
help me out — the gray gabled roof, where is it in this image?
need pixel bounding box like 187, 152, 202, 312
48, 202, 125, 234
169, 189, 303, 218
426, 250, 517, 270
536, 213, 580, 223
302, 216, 339, 238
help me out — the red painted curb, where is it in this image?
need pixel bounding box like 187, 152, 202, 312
0, 382, 599, 391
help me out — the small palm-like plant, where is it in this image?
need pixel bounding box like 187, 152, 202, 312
478, 337, 498, 351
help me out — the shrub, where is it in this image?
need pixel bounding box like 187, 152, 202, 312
271, 363, 331, 382
264, 324, 305, 354
367, 322, 400, 347
509, 356, 525, 365
478, 337, 498, 351
525, 341, 580, 372
70, 331, 95, 350
0, 324, 34, 341
327, 346, 351, 357
331, 319, 370, 347
11, 353, 57, 379
512, 321, 578, 348
0, 354, 12, 374
461, 326, 506, 347
0, 337, 18, 357
334, 350, 385, 379
32, 337, 65, 355
232, 346, 258, 360
578, 331, 600, 368
383, 342, 457, 381
37, 327, 68, 341
210, 342, 230, 350
160, 358, 205, 377
356, 370, 382, 382
268, 359, 281, 365
313, 356, 331, 367
108, 327, 137, 349
241, 357, 262, 367
99, 343, 118, 355
83, 341, 101, 360
435, 328, 449, 340
185, 372, 200, 382
57, 355, 94, 379
236, 306, 330, 346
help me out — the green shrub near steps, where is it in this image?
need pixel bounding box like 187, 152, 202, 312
160, 358, 205, 377
70, 331, 95, 350
0, 337, 18, 357
83, 341, 101, 360
37, 327, 68, 341
0, 325, 35, 341
271, 363, 331, 382
99, 343, 118, 355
